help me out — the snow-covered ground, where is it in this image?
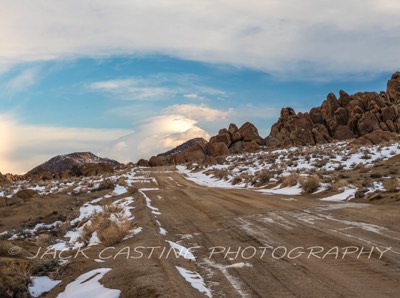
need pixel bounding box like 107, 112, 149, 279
177, 141, 399, 199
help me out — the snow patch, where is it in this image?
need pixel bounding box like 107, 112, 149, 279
176, 266, 212, 298
57, 268, 120, 298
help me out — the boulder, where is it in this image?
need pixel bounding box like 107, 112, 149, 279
136, 159, 150, 167
351, 131, 399, 146
238, 122, 263, 144
229, 141, 245, 154
387, 71, 400, 103
149, 156, 169, 167
209, 142, 229, 157
228, 123, 239, 135
244, 140, 260, 152
334, 126, 355, 140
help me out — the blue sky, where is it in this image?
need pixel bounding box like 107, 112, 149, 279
0, 1, 399, 173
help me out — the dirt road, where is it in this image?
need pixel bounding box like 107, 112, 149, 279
46, 167, 400, 297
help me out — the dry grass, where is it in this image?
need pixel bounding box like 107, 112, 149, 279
82, 207, 133, 246
333, 179, 349, 191
0, 259, 32, 298
384, 178, 399, 192
300, 175, 321, 194
231, 176, 242, 185
281, 173, 299, 187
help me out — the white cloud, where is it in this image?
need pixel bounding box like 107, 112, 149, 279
89, 79, 173, 100
0, 114, 130, 174
163, 104, 233, 122
1, 0, 399, 79
105, 115, 210, 163
6, 67, 41, 91
89, 74, 227, 101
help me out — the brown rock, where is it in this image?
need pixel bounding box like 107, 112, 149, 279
357, 111, 381, 135
238, 122, 263, 144
380, 122, 390, 132
137, 159, 150, 167
174, 143, 206, 164
228, 123, 239, 135
338, 90, 351, 107
244, 141, 260, 152
231, 131, 242, 142
386, 120, 396, 132
351, 131, 399, 146
334, 107, 348, 126
149, 156, 169, 167
310, 107, 324, 124
381, 106, 397, 122
216, 133, 232, 147
229, 141, 245, 153
387, 71, 400, 103
265, 136, 281, 147
209, 142, 229, 157
334, 126, 355, 140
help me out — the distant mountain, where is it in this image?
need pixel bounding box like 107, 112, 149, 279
27, 152, 121, 180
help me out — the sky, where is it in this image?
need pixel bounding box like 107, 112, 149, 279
1, 0, 399, 174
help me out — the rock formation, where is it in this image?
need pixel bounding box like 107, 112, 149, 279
27, 152, 121, 180
147, 123, 264, 166
207, 122, 264, 156
266, 72, 400, 147
148, 138, 208, 167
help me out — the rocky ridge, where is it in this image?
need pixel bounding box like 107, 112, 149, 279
27, 152, 121, 180
266, 72, 400, 147
145, 71, 400, 167
147, 122, 264, 166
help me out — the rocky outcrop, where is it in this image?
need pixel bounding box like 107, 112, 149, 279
351, 131, 399, 146
136, 159, 150, 167
148, 138, 208, 167
27, 152, 121, 180
147, 122, 264, 166
0, 172, 6, 184
266, 72, 400, 147
207, 122, 264, 156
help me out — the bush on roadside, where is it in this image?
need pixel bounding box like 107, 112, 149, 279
300, 175, 321, 194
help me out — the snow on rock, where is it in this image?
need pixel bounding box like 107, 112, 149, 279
176, 266, 212, 298
57, 268, 120, 298
321, 187, 357, 202
29, 276, 61, 297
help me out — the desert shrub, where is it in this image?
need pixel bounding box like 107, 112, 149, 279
361, 150, 372, 160
212, 169, 228, 180
333, 179, 349, 191
281, 173, 299, 187
231, 176, 242, 185
0, 259, 32, 298
300, 175, 321, 194
32, 259, 60, 276
82, 207, 133, 246
384, 178, 399, 192
253, 171, 272, 185
370, 172, 383, 179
